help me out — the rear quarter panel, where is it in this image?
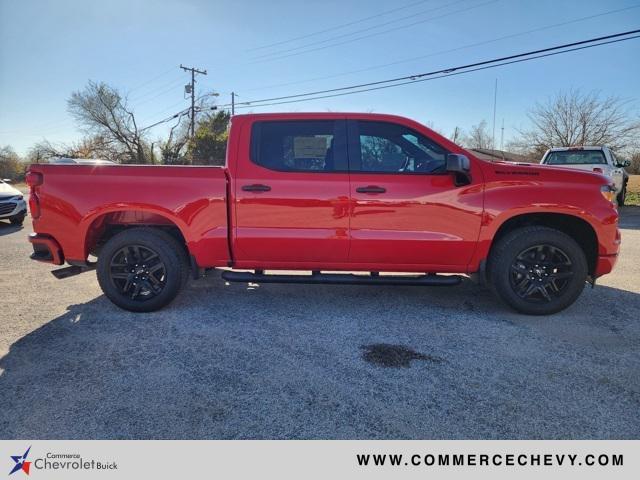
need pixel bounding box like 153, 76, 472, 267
29, 164, 229, 266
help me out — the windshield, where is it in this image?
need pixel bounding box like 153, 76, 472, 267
545, 150, 606, 165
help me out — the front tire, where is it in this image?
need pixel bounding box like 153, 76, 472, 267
97, 228, 189, 312
10, 214, 25, 226
617, 184, 626, 206
488, 226, 588, 315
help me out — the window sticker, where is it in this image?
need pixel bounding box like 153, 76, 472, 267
293, 136, 328, 159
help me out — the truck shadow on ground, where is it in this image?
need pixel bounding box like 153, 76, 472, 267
1, 275, 639, 439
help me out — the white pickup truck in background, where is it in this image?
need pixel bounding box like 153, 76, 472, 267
540, 146, 630, 205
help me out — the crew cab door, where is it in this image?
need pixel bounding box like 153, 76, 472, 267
346, 119, 483, 269
233, 119, 350, 266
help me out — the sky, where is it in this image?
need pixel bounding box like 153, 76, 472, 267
1, 0, 639, 156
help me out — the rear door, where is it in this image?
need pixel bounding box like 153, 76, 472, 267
233, 119, 350, 266
346, 119, 483, 269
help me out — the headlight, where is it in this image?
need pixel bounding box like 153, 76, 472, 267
600, 184, 615, 203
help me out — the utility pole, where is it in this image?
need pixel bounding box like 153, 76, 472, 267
180, 64, 207, 137
500, 118, 505, 160
231, 92, 236, 116
492, 78, 497, 150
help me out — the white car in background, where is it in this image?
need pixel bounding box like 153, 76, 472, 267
49, 157, 116, 165
0, 179, 27, 226
540, 146, 630, 205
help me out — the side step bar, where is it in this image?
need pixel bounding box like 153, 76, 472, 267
51, 263, 96, 279
221, 271, 462, 286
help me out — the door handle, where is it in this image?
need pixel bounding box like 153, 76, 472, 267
356, 185, 386, 194
242, 184, 271, 192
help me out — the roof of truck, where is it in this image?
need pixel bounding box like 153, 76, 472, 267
546, 146, 608, 151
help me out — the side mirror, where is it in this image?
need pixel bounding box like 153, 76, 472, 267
446, 154, 471, 186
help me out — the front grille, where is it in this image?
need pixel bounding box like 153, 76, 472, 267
0, 202, 17, 215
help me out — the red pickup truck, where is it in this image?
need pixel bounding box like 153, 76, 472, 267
26, 112, 620, 315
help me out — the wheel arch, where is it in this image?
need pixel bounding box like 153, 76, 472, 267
488, 212, 598, 276
81, 208, 191, 261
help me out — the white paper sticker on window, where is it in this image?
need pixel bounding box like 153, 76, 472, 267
293, 136, 328, 159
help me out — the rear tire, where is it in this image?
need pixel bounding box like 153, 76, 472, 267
488, 226, 588, 315
97, 228, 189, 312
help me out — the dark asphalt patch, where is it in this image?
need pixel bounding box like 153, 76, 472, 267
360, 344, 443, 368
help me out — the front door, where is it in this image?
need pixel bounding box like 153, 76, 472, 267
347, 120, 483, 270
233, 119, 350, 267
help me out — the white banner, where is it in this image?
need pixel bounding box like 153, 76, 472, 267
1, 440, 638, 479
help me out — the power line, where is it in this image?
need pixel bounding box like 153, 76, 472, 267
140, 107, 191, 132
247, 0, 432, 51
128, 67, 177, 93
226, 29, 640, 107
129, 76, 185, 104
250, 0, 500, 63
140, 30, 640, 129
241, 4, 640, 93
229, 31, 640, 109
250, 0, 471, 60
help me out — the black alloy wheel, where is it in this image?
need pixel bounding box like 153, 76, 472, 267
489, 226, 588, 315
97, 228, 189, 312
109, 244, 167, 301
509, 244, 573, 304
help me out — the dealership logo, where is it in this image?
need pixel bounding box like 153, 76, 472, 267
8, 446, 31, 476
8, 447, 118, 475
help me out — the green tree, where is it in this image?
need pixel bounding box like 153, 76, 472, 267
0, 145, 25, 181
188, 110, 231, 165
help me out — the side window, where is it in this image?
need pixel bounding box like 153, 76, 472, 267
251, 120, 343, 172
353, 121, 447, 173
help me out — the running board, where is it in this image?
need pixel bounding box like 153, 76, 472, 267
221, 271, 462, 286
51, 263, 95, 279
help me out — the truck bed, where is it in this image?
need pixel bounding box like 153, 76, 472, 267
28, 164, 230, 266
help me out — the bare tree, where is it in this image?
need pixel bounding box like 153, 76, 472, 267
29, 136, 121, 163
67, 81, 149, 163
462, 120, 493, 149
449, 126, 462, 144
158, 111, 191, 165
519, 90, 640, 156
628, 151, 640, 175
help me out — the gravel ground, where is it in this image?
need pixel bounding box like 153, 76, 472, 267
0, 206, 639, 439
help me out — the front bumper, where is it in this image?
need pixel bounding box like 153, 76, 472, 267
29, 233, 64, 265
595, 254, 618, 277
594, 223, 621, 277
0, 198, 27, 219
